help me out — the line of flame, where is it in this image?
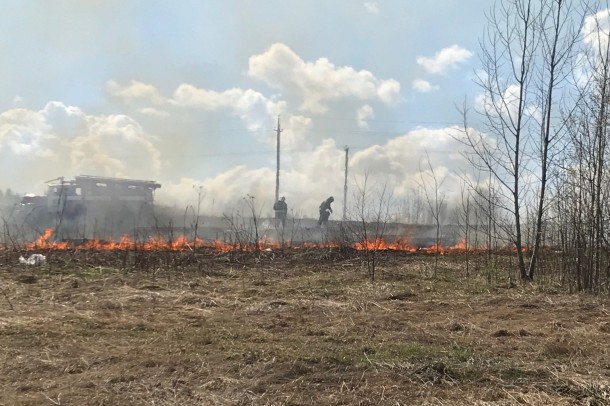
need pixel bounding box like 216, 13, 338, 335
18, 228, 499, 254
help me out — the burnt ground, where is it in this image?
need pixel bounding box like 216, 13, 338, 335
0, 249, 609, 405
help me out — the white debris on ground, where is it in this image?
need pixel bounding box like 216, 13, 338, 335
19, 254, 46, 266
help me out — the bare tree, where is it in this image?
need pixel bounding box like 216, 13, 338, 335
348, 172, 393, 282
397, 188, 427, 225
527, 0, 582, 279
419, 150, 446, 277
222, 195, 264, 253
462, 0, 582, 280
243, 194, 262, 253
553, 4, 610, 292
193, 186, 206, 247
455, 179, 473, 277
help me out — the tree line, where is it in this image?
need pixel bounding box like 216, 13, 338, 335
453, 0, 610, 292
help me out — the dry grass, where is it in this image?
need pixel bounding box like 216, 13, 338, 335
0, 250, 609, 405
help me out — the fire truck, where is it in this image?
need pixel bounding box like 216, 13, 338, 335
44, 175, 161, 218
20, 175, 162, 239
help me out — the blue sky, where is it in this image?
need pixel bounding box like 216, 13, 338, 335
0, 0, 494, 216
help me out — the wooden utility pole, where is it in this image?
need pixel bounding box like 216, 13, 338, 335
275, 116, 283, 203
343, 146, 349, 221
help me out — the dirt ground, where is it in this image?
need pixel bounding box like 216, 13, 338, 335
0, 249, 609, 405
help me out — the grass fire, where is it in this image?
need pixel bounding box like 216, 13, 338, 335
8, 0, 610, 403
19, 227, 471, 254
1, 244, 610, 405
2, 172, 610, 405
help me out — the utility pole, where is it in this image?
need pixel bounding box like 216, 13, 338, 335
274, 116, 283, 203
343, 146, 349, 221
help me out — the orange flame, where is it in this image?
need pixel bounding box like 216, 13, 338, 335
351, 238, 480, 254
450, 240, 467, 251
21, 230, 485, 254
353, 237, 418, 252
25, 228, 70, 250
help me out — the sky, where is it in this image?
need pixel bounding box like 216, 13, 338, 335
0, 0, 494, 217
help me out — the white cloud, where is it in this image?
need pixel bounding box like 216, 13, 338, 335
70, 114, 162, 177
416, 45, 473, 75
0, 102, 162, 193
357, 105, 374, 128
107, 79, 316, 162
582, 9, 610, 49
172, 84, 283, 131
581, 10, 610, 80
377, 80, 401, 104
107, 80, 163, 105
107, 44, 402, 148
0, 108, 54, 158
172, 85, 244, 110
412, 79, 439, 93
475, 84, 522, 123
364, 1, 379, 14
108, 80, 285, 133
137, 107, 170, 117
248, 43, 401, 113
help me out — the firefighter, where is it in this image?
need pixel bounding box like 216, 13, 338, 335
273, 196, 288, 228
317, 196, 334, 226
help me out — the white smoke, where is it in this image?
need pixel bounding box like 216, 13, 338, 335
156, 127, 483, 218
0, 101, 162, 194
0, 43, 482, 221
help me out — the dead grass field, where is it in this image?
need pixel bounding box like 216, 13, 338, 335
1, 249, 609, 405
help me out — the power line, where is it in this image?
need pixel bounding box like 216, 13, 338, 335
147, 146, 462, 160
173, 114, 462, 127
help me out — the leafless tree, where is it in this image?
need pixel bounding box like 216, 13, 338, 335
347, 172, 393, 282
222, 195, 264, 253
461, 0, 582, 280
552, 3, 610, 292
454, 179, 473, 277
193, 186, 206, 248
396, 188, 427, 224
527, 0, 583, 279
419, 150, 446, 277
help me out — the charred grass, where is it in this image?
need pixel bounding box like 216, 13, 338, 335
0, 249, 609, 405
